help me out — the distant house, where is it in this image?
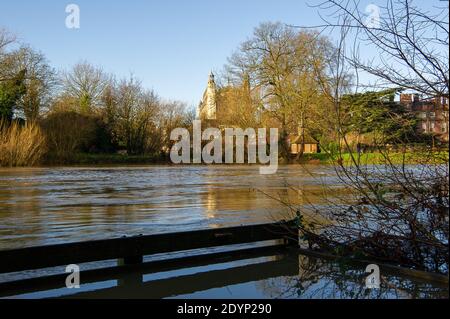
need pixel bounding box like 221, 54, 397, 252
287, 131, 319, 155
399, 93, 449, 142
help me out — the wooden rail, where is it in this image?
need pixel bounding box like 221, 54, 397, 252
0, 219, 298, 274
0, 245, 293, 298
67, 254, 300, 299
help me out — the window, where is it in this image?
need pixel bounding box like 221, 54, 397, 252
429, 112, 436, 118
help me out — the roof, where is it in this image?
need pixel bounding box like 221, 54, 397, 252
288, 133, 319, 144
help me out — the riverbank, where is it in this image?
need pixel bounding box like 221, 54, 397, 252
298, 151, 449, 165
49, 151, 450, 166
1, 151, 447, 168
43, 153, 167, 166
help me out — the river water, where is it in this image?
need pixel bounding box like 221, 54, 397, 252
0, 165, 341, 250
0, 165, 448, 299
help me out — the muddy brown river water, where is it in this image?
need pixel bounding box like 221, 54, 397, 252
0, 165, 447, 299
0, 165, 341, 250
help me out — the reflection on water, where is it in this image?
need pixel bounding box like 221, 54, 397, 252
255, 255, 448, 299
4, 250, 447, 299
0, 165, 340, 250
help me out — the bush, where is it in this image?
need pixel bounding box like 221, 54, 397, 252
0, 119, 46, 166
41, 111, 99, 162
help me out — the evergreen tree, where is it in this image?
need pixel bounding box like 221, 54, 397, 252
0, 69, 26, 121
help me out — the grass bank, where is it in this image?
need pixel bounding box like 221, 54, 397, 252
43, 151, 449, 166
298, 151, 449, 165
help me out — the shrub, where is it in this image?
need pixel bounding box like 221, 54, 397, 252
41, 111, 99, 162
0, 119, 46, 166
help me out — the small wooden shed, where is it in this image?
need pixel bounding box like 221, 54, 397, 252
288, 133, 319, 154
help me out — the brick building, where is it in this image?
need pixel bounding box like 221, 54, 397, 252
399, 93, 449, 143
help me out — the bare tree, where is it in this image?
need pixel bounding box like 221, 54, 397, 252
214, 74, 260, 129
286, 0, 449, 273
62, 61, 110, 113
299, 0, 449, 97
225, 22, 336, 160
11, 46, 56, 121
0, 29, 15, 52
158, 100, 194, 154
0, 29, 16, 82
114, 76, 160, 155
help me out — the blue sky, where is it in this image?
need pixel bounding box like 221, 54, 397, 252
0, 0, 445, 105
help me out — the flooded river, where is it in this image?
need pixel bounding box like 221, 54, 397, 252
0, 165, 447, 299
0, 165, 340, 250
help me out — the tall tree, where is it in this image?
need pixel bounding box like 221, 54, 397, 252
12, 46, 56, 121
114, 76, 160, 155
340, 88, 418, 144
0, 69, 26, 121
225, 22, 335, 159
63, 62, 110, 113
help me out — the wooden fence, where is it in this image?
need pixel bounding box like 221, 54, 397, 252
0, 219, 298, 274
